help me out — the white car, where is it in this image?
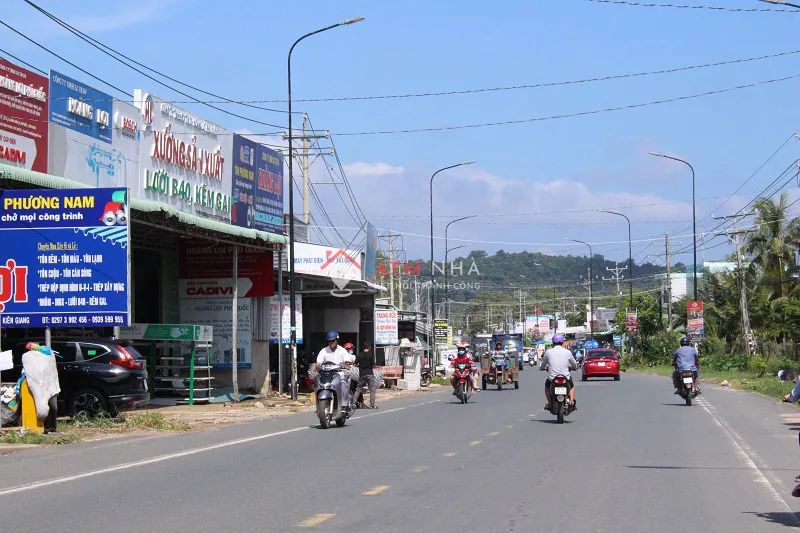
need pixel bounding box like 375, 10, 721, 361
521, 352, 530, 363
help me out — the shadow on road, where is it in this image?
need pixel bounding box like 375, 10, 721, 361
530, 418, 572, 424
742, 511, 800, 527
660, 403, 693, 407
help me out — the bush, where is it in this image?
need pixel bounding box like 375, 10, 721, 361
645, 330, 682, 365
748, 354, 767, 376
699, 335, 726, 357
766, 357, 798, 376
703, 354, 749, 372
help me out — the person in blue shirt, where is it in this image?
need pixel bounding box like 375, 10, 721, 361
782, 373, 800, 489
672, 336, 700, 395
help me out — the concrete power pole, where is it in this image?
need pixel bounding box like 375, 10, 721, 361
713, 214, 756, 354
302, 113, 309, 242
388, 230, 394, 307
665, 232, 672, 331
604, 263, 627, 303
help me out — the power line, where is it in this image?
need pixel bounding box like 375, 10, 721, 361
0, 46, 45, 74
335, 71, 800, 136
584, 0, 798, 12
22, 0, 298, 117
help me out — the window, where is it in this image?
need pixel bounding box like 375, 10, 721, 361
50, 342, 78, 362
79, 343, 111, 361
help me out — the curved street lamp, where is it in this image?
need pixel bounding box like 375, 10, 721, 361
445, 243, 472, 323
287, 16, 364, 400
596, 209, 633, 310
566, 238, 594, 339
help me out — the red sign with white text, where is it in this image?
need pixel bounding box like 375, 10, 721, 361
178, 239, 274, 297
0, 58, 48, 173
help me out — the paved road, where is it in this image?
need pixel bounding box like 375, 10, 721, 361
3, 368, 800, 531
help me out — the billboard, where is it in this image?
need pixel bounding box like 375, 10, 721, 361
686, 300, 704, 342
48, 70, 139, 189
364, 221, 378, 283
269, 294, 303, 344
231, 134, 257, 229
293, 242, 362, 281
255, 144, 283, 234
0, 188, 130, 328
0, 58, 48, 173
134, 89, 233, 222
434, 319, 449, 344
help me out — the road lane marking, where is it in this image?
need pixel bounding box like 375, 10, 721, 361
0, 399, 437, 498
443, 452, 459, 457
699, 398, 799, 523
469, 441, 482, 446
505, 425, 514, 428
486, 432, 500, 436
362, 485, 390, 496
298, 514, 335, 527
410, 466, 429, 473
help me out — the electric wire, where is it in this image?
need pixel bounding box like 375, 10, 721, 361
583, 0, 799, 12
0, 46, 45, 74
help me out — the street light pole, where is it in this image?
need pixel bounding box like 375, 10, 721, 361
429, 161, 475, 351
444, 214, 477, 324
596, 209, 633, 310
649, 152, 697, 300
287, 16, 364, 400
445, 244, 471, 324
566, 238, 594, 339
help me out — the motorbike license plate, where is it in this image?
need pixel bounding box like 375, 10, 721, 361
554, 387, 567, 395
598, 362, 606, 367
683, 377, 694, 384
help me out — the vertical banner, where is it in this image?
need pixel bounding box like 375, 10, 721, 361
434, 319, 449, 344
255, 144, 284, 234
625, 308, 638, 335
374, 309, 398, 345
364, 221, 377, 283
231, 134, 257, 229
686, 300, 704, 342
0, 58, 49, 173
0, 188, 130, 327
269, 294, 303, 344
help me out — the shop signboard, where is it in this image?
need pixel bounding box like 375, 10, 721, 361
178, 239, 274, 297
557, 319, 567, 330
537, 316, 550, 334
0, 188, 130, 327
293, 242, 362, 281
686, 300, 704, 342
179, 296, 251, 369
134, 89, 233, 222
230, 136, 283, 233
613, 334, 622, 347
625, 309, 638, 335
434, 319, 449, 344
375, 309, 398, 345
118, 324, 213, 342
364, 221, 378, 283
269, 294, 303, 344
0, 58, 49, 173
48, 70, 139, 189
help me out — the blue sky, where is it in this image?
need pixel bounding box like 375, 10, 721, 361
4, 0, 800, 270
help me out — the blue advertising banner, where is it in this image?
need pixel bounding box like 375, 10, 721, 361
613, 334, 622, 347
255, 144, 284, 234
0, 188, 130, 328
365, 221, 377, 283
49, 70, 112, 144
231, 134, 257, 229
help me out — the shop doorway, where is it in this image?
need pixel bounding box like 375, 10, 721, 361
133, 248, 162, 323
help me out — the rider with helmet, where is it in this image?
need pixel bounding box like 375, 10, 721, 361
672, 336, 700, 395
539, 333, 578, 410
314, 331, 354, 406
449, 344, 474, 394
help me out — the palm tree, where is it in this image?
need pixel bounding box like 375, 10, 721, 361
745, 192, 800, 348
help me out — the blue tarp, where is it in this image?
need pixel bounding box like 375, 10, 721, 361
208, 386, 264, 404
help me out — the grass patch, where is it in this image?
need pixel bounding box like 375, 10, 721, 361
630, 364, 796, 402
288, 407, 298, 413
431, 376, 449, 386
123, 412, 191, 431
0, 430, 80, 445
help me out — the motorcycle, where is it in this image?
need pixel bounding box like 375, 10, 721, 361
314, 361, 353, 428
547, 374, 575, 424
676, 368, 697, 406
434, 362, 446, 378
494, 356, 508, 391
453, 361, 472, 404
420, 365, 432, 388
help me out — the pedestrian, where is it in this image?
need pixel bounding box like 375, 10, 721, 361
355, 342, 378, 409
782, 370, 800, 496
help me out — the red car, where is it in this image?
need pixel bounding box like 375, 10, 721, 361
581, 349, 620, 381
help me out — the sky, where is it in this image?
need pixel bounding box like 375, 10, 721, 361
4, 0, 800, 273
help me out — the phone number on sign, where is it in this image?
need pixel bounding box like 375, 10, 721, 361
40, 315, 126, 325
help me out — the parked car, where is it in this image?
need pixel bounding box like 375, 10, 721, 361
581, 348, 620, 381
5, 338, 150, 417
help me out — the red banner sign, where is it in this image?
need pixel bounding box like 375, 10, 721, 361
179, 239, 274, 297
0, 58, 48, 173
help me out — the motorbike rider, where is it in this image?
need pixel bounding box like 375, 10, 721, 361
539, 333, 578, 410
461, 342, 480, 392
490, 341, 510, 382
449, 345, 474, 395
313, 331, 354, 406
672, 336, 700, 395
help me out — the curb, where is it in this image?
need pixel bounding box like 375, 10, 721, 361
0, 444, 41, 455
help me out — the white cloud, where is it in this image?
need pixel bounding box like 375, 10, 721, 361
342, 161, 404, 178
68, 0, 181, 33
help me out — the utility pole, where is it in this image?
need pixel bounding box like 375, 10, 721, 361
302, 113, 309, 241
665, 232, 672, 330
413, 277, 419, 312
604, 263, 627, 303
713, 214, 755, 354
398, 249, 404, 310
388, 230, 394, 307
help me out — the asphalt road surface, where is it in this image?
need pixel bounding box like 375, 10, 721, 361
3, 368, 800, 532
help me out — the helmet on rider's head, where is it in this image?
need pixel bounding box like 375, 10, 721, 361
552, 333, 565, 345
325, 331, 339, 342
495, 342, 503, 350
680, 336, 690, 347
343, 342, 354, 352
457, 346, 467, 355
